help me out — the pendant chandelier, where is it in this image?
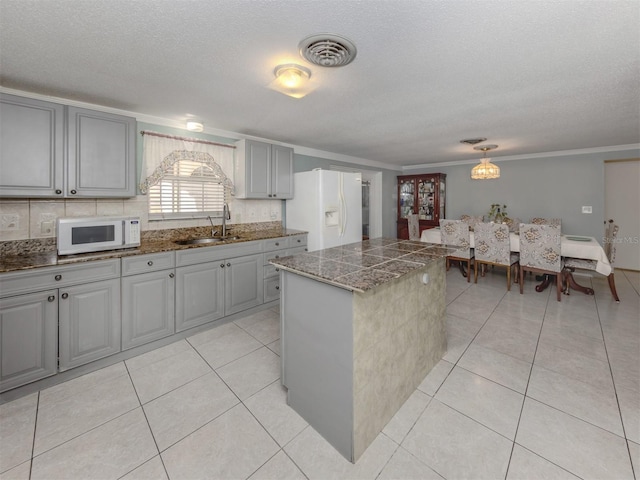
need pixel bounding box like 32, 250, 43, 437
471, 145, 500, 180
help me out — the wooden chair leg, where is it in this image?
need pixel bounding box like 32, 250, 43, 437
556, 273, 562, 301
607, 273, 620, 302
474, 261, 479, 284
466, 260, 471, 282
506, 265, 511, 291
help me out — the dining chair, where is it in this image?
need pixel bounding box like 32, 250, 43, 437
473, 222, 520, 290
460, 214, 483, 231
440, 219, 474, 282
563, 219, 620, 302
530, 217, 562, 227
519, 223, 564, 301
408, 213, 420, 241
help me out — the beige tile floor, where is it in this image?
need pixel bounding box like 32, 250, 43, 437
1, 268, 638, 480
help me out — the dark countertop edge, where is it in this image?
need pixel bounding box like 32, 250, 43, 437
0, 228, 308, 273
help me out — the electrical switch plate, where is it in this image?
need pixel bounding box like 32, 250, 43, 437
582, 206, 593, 214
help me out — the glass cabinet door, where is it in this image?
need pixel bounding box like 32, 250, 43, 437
439, 179, 446, 221
399, 178, 415, 218
417, 177, 436, 220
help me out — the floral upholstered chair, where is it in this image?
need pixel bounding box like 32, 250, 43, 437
502, 216, 521, 233
473, 222, 519, 290
460, 214, 483, 231
518, 223, 564, 301
408, 213, 420, 241
530, 217, 562, 227
440, 219, 474, 282
564, 219, 620, 302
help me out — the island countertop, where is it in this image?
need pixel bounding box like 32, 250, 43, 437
269, 237, 459, 293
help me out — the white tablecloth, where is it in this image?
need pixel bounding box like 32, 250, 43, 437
420, 228, 612, 276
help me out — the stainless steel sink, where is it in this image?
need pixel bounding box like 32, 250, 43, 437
175, 236, 241, 245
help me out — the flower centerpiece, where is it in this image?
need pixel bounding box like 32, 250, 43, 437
487, 204, 508, 223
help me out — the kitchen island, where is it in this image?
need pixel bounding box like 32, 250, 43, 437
269, 238, 458, 462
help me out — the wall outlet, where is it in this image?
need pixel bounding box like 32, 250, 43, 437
41, 220, 55, 235
0, 214, 20, 231
582, 206, 593, 214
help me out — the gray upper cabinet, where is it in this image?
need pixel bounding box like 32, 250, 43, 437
67, 107, 136, 197
0, 290, 58, 393
0, 94, 65, 197
0, 93, 136, 198
234, 139, 293, 199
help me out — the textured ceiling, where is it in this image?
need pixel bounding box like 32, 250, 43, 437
1, 0, 638, 169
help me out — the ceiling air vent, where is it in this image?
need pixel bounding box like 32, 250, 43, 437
298, 34, 357, 67
460, 138, 487, 145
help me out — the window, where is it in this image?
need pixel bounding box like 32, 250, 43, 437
142, 150, 233, 220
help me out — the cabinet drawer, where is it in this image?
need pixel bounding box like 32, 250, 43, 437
0, 259, 121, 298
122, 252, 175, 276
263, 237, 288, 251
264, 276, 280, 303
264, 264, 281, 278
264, 249, 290, 265
288, 234, 307, 248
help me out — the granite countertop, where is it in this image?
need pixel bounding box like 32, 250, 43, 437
269, 237, 460, 293
0, 226, 306, 273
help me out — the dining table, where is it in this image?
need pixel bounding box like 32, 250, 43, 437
420, 227, 612, 296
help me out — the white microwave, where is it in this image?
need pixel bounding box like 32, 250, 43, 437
57, 216, 141, 255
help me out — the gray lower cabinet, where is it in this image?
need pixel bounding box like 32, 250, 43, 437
0, 93, 136, 198
121, 270, 175, 350
58, 278, 121, 371
0, 290, 58, 392
121, 252, 176, 350
175, 261, 225, 332
263, 234, 308, 303
175, 252, 263, 332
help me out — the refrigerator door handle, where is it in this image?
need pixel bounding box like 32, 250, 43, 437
338, 173, 346, 237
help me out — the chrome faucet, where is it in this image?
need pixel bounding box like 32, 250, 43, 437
207, 215, 217, 237
222, 203, 230, 237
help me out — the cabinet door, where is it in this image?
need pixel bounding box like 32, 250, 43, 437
271, 144, 294, 199
0, 290, 58, 392
225, 253, 263, 316
245, 140, 271, 198
264, 276, 280, 303
67, 107, 136, 197
0, 94, 64, 197
175, 262, 224, 332
58, 278, 121, 371
122, 270, 175, 350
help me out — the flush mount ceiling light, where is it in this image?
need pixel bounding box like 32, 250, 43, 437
298, 34, 357, 67
460, 138, 487, 146
471, 145, 501, 180
186, 121, 204, 132
269, 63, 314, 99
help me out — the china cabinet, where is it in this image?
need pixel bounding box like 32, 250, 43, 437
397, 173, 446, 239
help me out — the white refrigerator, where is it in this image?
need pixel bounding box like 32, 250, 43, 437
286, 170, 362, 252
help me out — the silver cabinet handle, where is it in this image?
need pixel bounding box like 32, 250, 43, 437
61, 293, 68, 299
275, 286, 280, 290
55, 189, 62, 195
169, 273, 175, 278
220, 264, 225, 268
226, 262, 231, 267
275, 268, 280, 272
275, 242, 280, 246
55, 274, 62, 281
147, 261, 153, 266
70, 189, 77, 195
48, 295, 55, 302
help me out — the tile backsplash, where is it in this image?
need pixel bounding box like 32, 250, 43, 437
0, 196, 282, 241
